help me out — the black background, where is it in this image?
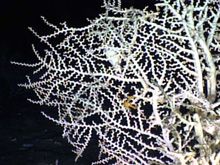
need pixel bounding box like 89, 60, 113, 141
0, 0, 156, 164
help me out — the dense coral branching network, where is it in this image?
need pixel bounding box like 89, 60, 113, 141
12, 0, 220, 164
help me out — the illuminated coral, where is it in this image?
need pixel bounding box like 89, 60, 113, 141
12, 0, 220, 164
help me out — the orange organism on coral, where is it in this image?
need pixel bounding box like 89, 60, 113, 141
123, 96, 137, 110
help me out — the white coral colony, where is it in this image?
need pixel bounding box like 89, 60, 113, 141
12, 0, 220, 164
